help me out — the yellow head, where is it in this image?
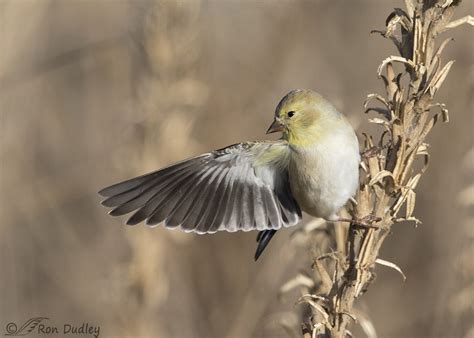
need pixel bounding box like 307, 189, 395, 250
266, 89, 343, 146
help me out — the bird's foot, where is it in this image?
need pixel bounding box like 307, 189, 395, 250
334, 214, 381, 229
361, 143, 389, 160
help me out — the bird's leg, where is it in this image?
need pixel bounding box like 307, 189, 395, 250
330, 214, 381, 229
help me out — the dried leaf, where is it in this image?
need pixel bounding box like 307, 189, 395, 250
440, 0, 454, 9
405, 216, 422, 226
416, 142, 429, 155
313, 259, 333, 292
364, 93, 390, 109
385, 63, 399, 98
375, 258, 407, 281
366, 108, 391, 120
441, 108, 449, 122
368, 117, 389, 125
385, 8, 411, 31
434, 38, 453, 60
392, 189, 408, 214
297, 296, 329, 321
421, 37, 451, 86
419, 112, 440, 141
312, 323, 325, 338
424, 56, 441, 91
342, 311, 357, 322
416, 143, 431, 173
379, 8, 412, 55
406, 173, 421, 190
430, 103, 450, 122
413, 17, 423, 64
299, 294, 328, 303
280, 274, 315, 295
429, 60, 455, 96
369, 170, 394, 186
378, 56, 415, 78
406, 190, 416, 219
443, 15, 474, 31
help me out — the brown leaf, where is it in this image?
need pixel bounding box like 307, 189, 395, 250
378, 56, 415, 78
429, 60, 455, 96
369, 170, 395, 186
406, 189, 416, 219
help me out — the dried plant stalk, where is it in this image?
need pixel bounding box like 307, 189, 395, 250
297, 1, 473, 337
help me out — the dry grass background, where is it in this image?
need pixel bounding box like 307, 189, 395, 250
0, 1, 472, 337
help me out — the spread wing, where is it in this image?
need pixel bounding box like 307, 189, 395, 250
99, 141, 302, 234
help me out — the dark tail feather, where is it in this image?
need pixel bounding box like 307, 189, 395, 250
254, 230, 277, 261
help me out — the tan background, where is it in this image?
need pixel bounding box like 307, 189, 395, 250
1, 1, 473, 337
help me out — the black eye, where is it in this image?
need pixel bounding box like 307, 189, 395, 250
287, 111, 295, 118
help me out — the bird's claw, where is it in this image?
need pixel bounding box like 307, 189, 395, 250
352, 214, 382, 229
335, 214, 381, 229
361, 143, 389, 160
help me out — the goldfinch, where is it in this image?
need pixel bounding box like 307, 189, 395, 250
99, 89, 360, 260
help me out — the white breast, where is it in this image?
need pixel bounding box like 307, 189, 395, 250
288, 130, 360, 219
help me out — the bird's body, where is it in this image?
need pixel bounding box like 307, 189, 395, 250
288, 121, 359, 220
99, 89, 360, 260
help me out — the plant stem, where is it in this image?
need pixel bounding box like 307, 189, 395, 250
297, 1, 473, 336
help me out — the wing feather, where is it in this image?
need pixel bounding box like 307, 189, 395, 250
222, 169, 243, 233
193, 166, 229, 233
99, 141, 301, 233
206, 167, 235, 233
110, 165, 198, 217
262, 185, 281, 230
149, 165, 221, 227
126, 166, 206, 225
101, 163, 195, 207
252, 184, 266, 231
237, 166, 249, 231
203, 168, 231, 231
164, 167, 215, 228
98, 157, 203, 197
180, 165, 223, 231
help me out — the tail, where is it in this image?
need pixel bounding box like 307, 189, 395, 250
254, 230, 277, 261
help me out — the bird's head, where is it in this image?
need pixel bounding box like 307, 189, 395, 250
267, 89, 342, 146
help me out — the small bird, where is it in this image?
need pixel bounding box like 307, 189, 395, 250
99, 89, 360, 260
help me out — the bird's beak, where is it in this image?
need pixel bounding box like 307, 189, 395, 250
266, 118, 285, 134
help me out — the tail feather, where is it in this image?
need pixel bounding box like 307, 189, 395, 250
254, 229, 277, 261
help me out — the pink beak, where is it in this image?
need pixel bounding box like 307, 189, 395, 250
266, 119, 285, 134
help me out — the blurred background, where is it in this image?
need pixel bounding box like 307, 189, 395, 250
1, 1, 472, 337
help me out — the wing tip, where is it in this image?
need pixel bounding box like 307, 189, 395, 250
98, 187, 112, 197
126, 217, 140, 226
100, 197, 117, 207
108, 208, 122, 217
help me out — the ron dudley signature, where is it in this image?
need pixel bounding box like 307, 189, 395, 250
4, 317, 101, 338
